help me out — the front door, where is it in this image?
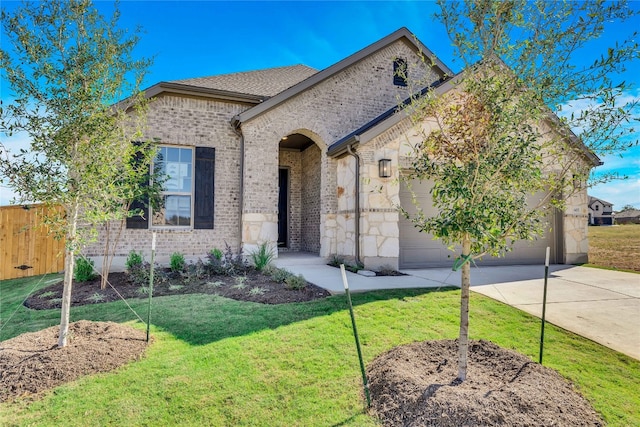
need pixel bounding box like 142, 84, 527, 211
278, 168, 289, 247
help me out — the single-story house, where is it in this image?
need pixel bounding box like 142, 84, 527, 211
615, 209, 640, 225
85, 27, 597, 270
588, 196, 614, 225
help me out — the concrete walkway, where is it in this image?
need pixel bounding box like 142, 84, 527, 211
275, 253, 640, 360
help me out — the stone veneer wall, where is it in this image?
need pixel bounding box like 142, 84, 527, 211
562, 187, 589, 264
334, 119, 410, 270
336, 106, 594, 269
240, 39, 439, 257
83, 94, 248, 270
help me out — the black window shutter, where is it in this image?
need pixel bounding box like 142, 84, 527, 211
126, 142, 150, 229
194, 147, 215, 229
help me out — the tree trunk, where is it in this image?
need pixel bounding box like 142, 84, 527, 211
58, 201, 79, 348
101, 222, 109, 289
457, 234, 471, 381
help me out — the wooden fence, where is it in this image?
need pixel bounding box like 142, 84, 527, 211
0, 204, 65, 281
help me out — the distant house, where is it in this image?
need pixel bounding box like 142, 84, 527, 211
615, 209, 640, 225
588, 196, 614, 225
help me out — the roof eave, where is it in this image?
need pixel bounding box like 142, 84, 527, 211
327, 74, 459, 157
144, 82, 266, 104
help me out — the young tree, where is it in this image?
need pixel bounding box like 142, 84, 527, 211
0, 0, 152, 347
402, 0, 638, 381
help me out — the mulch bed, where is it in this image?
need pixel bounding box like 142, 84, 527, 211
367, 339, 604, 426
0, 321, 147, 403
24, 269, 331, 310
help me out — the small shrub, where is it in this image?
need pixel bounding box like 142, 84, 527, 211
249, 287, 266, 296
284, 274, 307, 290
223, 242, 247, 276
128, 262, 157, 287
232, 275, 247, 289
206, 242, 247, 276
125, 250, 144, 271
181, 259, 207, 283
328, 254, 345, 267
170, 252, 186, 272
269, 267, 291, 283
87, 293, 105, 303
137, 286, 150, 295
168, 284, 184, 291
38, 291, 56, 299
74, 257, 96, 282
49, 298, 62, 305
250, 242, 275, 271
210, 248, 223, 261
205, 280, 224, 288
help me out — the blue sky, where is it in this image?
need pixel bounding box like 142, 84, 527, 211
1, 0, 639, 208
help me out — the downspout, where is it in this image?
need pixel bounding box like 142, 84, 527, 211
346, 144, 362, 266
232, 119, 245, 255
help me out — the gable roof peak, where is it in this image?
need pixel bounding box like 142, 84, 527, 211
232, 27, 453, 127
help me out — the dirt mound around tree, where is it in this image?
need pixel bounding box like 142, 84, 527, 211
367, 339, 603, 426
0, 321, 148, 403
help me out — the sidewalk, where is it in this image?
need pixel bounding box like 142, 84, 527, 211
275, 253, 640, 360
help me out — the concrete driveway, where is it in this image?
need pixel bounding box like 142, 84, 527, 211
465, 265, 639, 360
275, 253, 639, 360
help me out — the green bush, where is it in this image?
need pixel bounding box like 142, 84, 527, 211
250, 242, 275, 271
125, 250, 144, 271
210, 248, 223, 261
205, 243, 247, 276
128, 262, 156, 287
284, 273, 307, 290
269, 267, 291, 283
74, 257, 96, 282
170, 252, 186, 272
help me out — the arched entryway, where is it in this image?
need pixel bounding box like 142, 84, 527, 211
278, 133, 322, 254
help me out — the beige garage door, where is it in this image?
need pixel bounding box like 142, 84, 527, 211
399, 179, 558, 269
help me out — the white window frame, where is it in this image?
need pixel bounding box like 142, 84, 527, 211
151, 145, 195, 229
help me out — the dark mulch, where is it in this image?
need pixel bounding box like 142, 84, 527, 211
24, 269, 331, 310
367, 339, 604, 426
0, 321, 147, 403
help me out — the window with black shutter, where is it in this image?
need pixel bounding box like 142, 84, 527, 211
126, 145, 215, 230
393, 57, 408, 86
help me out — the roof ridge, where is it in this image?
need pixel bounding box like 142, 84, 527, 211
171, 64, 318, 83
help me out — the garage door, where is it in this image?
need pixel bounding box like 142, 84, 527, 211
399, 179, 558, 269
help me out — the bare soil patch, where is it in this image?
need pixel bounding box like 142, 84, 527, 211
24, 269, 330, 310
368, 339, 603, 426
0, 321, 147, 403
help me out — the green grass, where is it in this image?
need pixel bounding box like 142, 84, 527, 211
1, 274, 639, 426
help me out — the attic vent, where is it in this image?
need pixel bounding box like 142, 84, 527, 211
393, 58, 408, 86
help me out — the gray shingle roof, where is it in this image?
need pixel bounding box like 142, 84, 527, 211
615, 209, 640, 218
171, 65, 318, 98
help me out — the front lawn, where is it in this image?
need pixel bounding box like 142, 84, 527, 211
1, 274, 638, 426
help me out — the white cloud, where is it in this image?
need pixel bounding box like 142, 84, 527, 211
590, 176, 640, 209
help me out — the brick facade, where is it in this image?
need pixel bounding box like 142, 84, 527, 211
84, 94, 249, 267
81, 29, 592, 272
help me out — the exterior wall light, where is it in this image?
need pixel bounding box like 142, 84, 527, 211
378, 158, 392, 178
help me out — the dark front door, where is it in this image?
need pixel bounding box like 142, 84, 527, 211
278, 168, 289, 247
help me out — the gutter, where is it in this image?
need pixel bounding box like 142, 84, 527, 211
231, 120, 245, 254
346, 144, 362, 266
